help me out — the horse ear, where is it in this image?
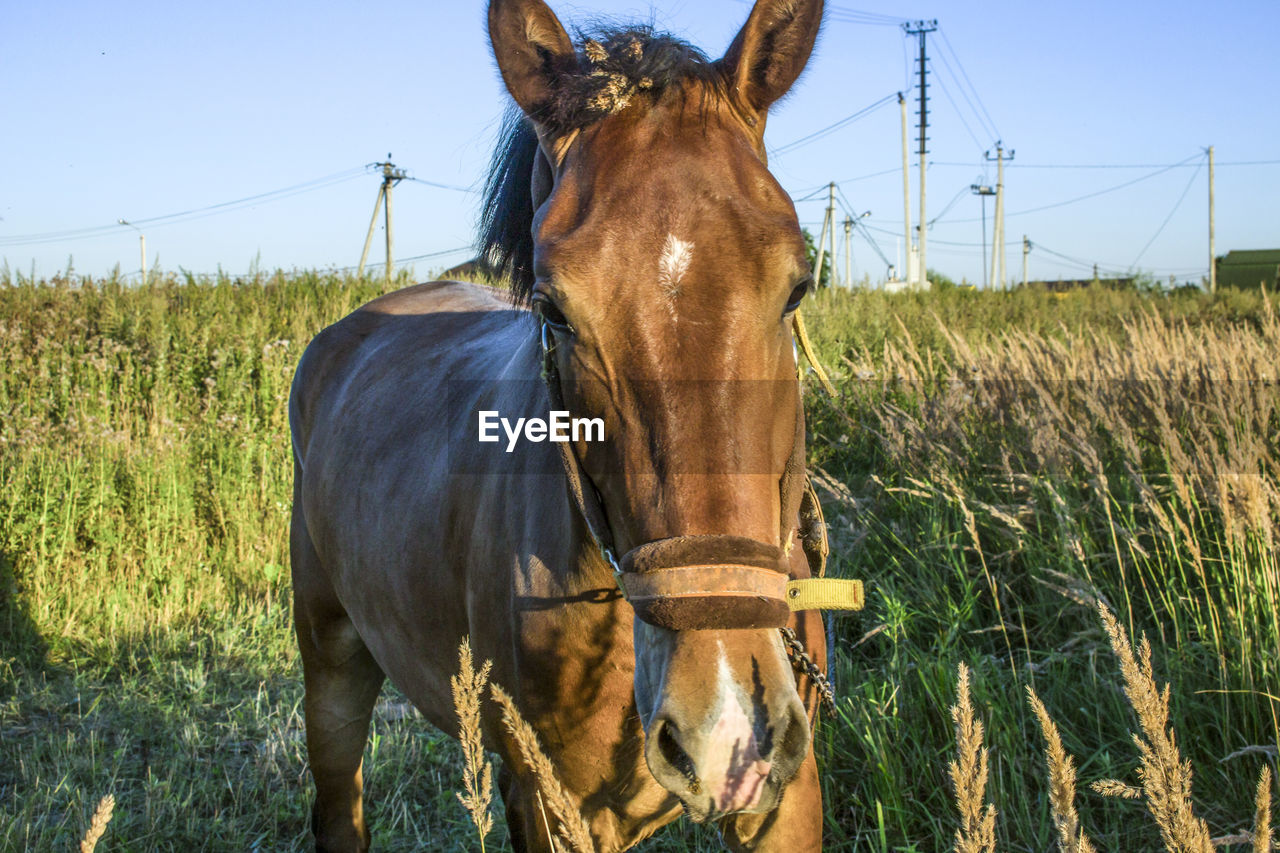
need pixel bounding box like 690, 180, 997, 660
488, 0, 576, 120
719, 0, 823, 116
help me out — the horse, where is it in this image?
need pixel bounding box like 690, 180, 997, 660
288, 0, 835, 849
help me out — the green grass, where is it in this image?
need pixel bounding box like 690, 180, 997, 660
2, 271, 1276, 850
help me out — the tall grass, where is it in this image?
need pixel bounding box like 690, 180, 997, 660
2, 272, 1276, 849
805, 284, 1279, 849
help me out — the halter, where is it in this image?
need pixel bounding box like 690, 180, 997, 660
538, 316, 863, 631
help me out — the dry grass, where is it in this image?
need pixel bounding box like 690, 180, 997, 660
490, 684, 597, 853
1096, 603, 1214, 852
451, 639, 495, 850
1027, 686, 1097, 853
949, 663, 997, 853
1254, 766, 1274, 853
947, 600, 1278, 853
77, 793, 114, 853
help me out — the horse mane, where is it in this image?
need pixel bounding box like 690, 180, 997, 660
478, 25, 724, 304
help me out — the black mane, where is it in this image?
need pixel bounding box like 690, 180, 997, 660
478, 26, 724, 304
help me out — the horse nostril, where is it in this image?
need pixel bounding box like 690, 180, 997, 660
777, 697, 811, 770
650, 719, 701, 794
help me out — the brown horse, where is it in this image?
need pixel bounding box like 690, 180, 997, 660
289, 0, 832, 849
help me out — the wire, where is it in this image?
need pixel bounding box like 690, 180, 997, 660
771, 93, 898, 156
862, 220, 985, 249
823, 2, 908, 25
729, 0, 903, 25
404, 176, 475, 193
0, 167, 369, 247
936, 29, 1001, 142
931, 40, 996, 148
932, 158, 1280, 169
326, 245, 473, 274
1030, 242, 1201, 278
930, 60, 988, 154
927, 184, 971, 226
935, 153, 1202, 223
790, 167, 903, 202
396, 246, 474, 263
1129, 156, 1205, 269
833, 186, 893, 270
1033, 243, 1126, 276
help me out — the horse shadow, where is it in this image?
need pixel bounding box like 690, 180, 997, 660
0, 549, 52, 674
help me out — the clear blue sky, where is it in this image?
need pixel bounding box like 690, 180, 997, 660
3, 0, 1277, 286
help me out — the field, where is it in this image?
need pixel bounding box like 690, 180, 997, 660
1, 270, 1276, 851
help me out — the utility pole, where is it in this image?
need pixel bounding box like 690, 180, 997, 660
359, 155, 407, 282
898, 92, 913, 285
1207, 145, 1216, 293
814, 182, 835, 288
970, 185, 995, 287
843, 215, 852, 287
117, 219, 146, 285
828, 188, 838, 287
985, 143, 1014, 289
1022, 235, 1031, 288
903, 20, 937, 290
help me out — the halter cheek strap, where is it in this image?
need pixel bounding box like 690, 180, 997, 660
538, 317, 863, 630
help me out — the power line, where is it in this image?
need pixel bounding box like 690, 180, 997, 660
927, 184, 971, 226
791, 185, 832, 203
404, 176, 475, 193
730, 0, 904, 26
935, 153, 1202, 223
936, 29, 1001, 142
771, 93, 898, 156
0, 167, 369, 247
834, 185, 892, 270
822, 2, 908, 25
1033, 243, 1126, 275
931, 36, 997, 146
930, 59, 988, 154
790, 167, 904, 201
1031, 242, 1204, 277
0, 164, 477, 250
1129, 156, 1205, 270
164, 245, 476, 279
932, 158, 1280, 169
328, 245, 473, 274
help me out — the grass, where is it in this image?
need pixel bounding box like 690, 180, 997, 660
1, 270, 1277, 850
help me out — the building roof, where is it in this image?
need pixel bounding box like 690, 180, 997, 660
1218, 249, 1280, 288
1221, 249, 1280, 264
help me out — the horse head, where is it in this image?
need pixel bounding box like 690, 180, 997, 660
487, 0, 824, 822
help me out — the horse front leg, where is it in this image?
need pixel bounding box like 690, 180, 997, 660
718, 748, 823, 852
497, 762, 560, 853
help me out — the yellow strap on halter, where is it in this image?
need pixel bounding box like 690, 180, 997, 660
785, 578, 864, 612
791, 310, 837, 398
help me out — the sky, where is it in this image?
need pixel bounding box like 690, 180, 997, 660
3, 0, 1277, 287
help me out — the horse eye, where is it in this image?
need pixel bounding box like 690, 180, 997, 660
534, 294, 573, 332
784, 278, 812, 315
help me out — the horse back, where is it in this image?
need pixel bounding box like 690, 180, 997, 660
288, 279, 539, 724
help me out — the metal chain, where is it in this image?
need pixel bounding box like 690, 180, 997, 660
780, 626, 836, 718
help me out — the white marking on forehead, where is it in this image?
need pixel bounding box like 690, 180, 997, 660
658, 233, 694, 300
